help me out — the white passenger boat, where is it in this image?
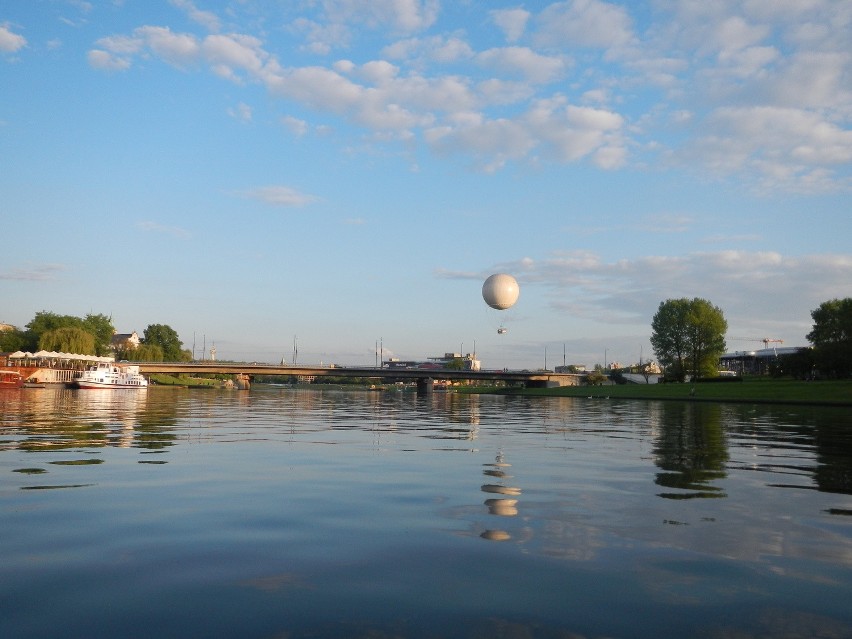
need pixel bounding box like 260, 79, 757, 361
75, 362, 148, 389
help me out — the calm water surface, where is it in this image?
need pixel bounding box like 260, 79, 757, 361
1, 386, 851, 638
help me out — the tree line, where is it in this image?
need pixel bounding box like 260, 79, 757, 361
650, 296, 851, 381
0, 311, 191, 362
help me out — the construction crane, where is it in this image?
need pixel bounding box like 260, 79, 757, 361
729, 337, 784, 351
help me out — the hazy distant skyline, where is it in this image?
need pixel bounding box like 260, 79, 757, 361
2, 1, 850, 369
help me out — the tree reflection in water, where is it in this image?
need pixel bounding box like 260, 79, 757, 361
654, 402, 728, 499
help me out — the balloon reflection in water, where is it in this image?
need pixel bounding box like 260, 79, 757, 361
480, 451, 522, 541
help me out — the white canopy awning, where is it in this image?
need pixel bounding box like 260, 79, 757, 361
7, 351, 114, 363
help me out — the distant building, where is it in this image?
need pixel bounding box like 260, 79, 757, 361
384, 352, 481, 371
111, 331, 140, 353
720, 347, 805, 375
555, 364, 586, 373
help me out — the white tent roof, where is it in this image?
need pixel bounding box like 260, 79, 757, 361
7, 351, 114, 363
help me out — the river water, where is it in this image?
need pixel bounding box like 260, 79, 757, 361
1, 385, 851, 638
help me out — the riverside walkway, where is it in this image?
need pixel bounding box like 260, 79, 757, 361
136, 362, 581, 393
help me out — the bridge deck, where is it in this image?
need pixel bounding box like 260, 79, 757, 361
136, 363, 581, 386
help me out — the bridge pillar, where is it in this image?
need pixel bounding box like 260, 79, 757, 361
416, 377, 434, 396
235, 373, 251, 390
525, 380, 560, 389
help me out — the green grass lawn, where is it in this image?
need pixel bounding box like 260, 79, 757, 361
462, 378, 852, 406
148, 374, 217, 388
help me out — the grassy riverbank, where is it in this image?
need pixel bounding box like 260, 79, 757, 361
148, 374, 218, 388
461, 378, 852, 406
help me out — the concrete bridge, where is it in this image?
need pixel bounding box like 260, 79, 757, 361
136, 362, 582, 394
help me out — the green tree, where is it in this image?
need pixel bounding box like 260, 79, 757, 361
24, 311, 84, 351
82, 313, 116, 356
650, 298, 692, 382
142, 324, 185, 361
39, 327, 96, 354
585, 370, 607, 385
445, 357, 466, 371
686, 299, 728, 379
806, 298, 852, 378
0, 327, 26, 352
133, 343, 164, 362
651, 298, 727, 381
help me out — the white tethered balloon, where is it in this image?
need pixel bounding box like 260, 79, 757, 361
482, 273, 519, 334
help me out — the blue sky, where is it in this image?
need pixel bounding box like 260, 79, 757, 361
1, 0, 850, 369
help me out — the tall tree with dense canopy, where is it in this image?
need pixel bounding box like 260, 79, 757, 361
39, 327, 97, 354
651, 298, 727, 381
686, 299, 728, 379
82, 313, 116, 356
142, 324, 186, 361
133, 344, 165, 362
650, 298, 692, 382
807, 298, 852, 378
0, 326, 26, 352
25, 311, 84, 351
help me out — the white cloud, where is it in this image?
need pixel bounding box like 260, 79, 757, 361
684, 106, 852, 191
0, 23, 27, 54
382, 35, 474, 64
281, 115, 309, 136
85, 2, 852, 189
291, 18, 351, 55
137, 26, 200, 67
320, 0, 439, 33
227, 102, 252, 122
425, 98, 626, 171
239, 186, 319, 207
489, 250, 852, 342
491, 8, 530, 43
87, 49, 131, 71
533, 0, 634, 49
476, 47, 566, 84
170, 0, 221, 33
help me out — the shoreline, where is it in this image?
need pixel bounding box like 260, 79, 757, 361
458, 379, 852, 407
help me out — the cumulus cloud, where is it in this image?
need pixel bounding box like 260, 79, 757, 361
87, 49, 131, 71
85, 1, 852, 189
320, 0, 439, 33
170, 0, 221, 32
476, 47, 567, 84
491, 8, 530, 43
683, 106, 852, 191
533, 0, 634, 49
0, 23, 27, 54
239, 186, 319, 207
281, 115, 309, 136
382, 35, 473, 64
